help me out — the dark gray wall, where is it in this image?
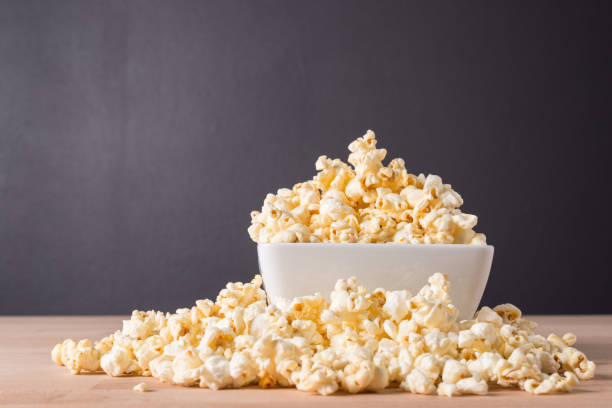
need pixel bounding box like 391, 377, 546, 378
1, 0, 611, 315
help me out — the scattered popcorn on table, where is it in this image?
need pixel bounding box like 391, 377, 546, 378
133, 382, 148, 392
248, 130, 486, 244
52, 273, 595, 396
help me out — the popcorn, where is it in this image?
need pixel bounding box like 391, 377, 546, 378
149, 355, 174, 383
402, 369, 437, 394
456, 377, 489, 395
249, 130, 486, 244
133, 335, 165, 375
133, 382, 147, 392
555, 347, 596, 380
522, 372, 579, 394
229, 351, 257, 387
442, 359, 470, 384
383, 290, 411, 322
52, 273, 595, 397
414, 353, 442, 382
201, 355, 233, 390
100, 345, 140, 377
51, 339, 101, 375
340, 348, 377, 393
562, 332, 577, 347
292, 357, 339, 395
171, 348, 203, 386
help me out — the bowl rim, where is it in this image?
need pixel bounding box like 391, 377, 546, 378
258, 243, 494, 250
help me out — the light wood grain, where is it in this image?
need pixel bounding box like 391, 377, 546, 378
0, 315, 610, 407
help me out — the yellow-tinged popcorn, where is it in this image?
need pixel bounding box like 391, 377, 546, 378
555, 346, 596, 380
249, 130, 486, 244
562, 332, 577, 347
136, 335, 165, 364
100, 345, 140, 377
522, 371, 579, 394
52, 273, 595, 396
51, 338, 101, 374
442, 359, 470, 384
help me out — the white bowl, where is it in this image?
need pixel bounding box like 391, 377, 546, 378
257, 243, 494, 320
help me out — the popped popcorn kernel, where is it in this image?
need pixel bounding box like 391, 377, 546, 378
133, 382, 147, 392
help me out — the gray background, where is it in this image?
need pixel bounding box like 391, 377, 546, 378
1, 0, 611, 315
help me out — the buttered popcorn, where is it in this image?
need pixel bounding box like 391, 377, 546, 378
248, 130, 486, 244
52, 274, 595, 396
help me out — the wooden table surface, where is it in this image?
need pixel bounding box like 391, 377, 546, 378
0, 315, 610, 407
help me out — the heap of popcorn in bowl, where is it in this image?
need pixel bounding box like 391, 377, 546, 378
52, 131, 595, 396
249, 130, 485, 245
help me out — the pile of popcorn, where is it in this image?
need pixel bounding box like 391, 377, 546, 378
249, 130, 486, 244
52, 273, 595, 396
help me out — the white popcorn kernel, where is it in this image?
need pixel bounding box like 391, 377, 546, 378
476, 306, 503, 327
453, 228, 476, 244
383, 320, 398, 339
470, 322, 498, 349
469, 233, 487, 245
149, 355, 174, 383
401, 369, 437, 395
366, 365, 389, 392
442, 359, 469, 384
133, 382, 147, 392
451, 213, 478, 230
534, 349, 559, 374
467, 352, 501, 382
414, 353, 441, 382
437, 382, 459, 397
341, 353, 376, 393
493, 303, 522, 322
271, 230, 298, 243
456, 377, 488, 395
556, 347, 596, 380
100, 346, 139, 377
562, 332, 577, 347
397, 320, 418, 343
201, 356, 232, 390
134, 336, 165, 374
292, 359, 339, 395
523, 371, 579, 394
229, 351, 257, 387
458, 330, 475, 348
172, 348, 203, 386
122, 312, 155, 340
383, 290, 410, 322
439, 189, 463, 208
